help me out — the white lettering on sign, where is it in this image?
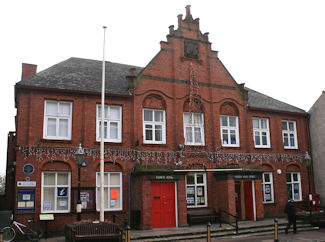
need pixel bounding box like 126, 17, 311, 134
17, 181, 36, 187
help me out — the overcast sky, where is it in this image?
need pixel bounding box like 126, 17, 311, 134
1, 0, 324, 174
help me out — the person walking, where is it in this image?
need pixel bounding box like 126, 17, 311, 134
284, 199, 297, 234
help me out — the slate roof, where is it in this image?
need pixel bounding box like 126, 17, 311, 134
246, 87, 306, 113
17, 57, 305, 114
17, 57, 143, 96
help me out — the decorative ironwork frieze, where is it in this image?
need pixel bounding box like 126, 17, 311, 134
18, 146, 306, 166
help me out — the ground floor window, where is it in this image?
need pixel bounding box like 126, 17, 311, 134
186, 173, 207, 207
286, 172, 302, 201
96, 172, 122, 211
262, 172, 274, 203
41, 171, 70, 213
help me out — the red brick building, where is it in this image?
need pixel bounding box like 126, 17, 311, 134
7, 5, 313, 233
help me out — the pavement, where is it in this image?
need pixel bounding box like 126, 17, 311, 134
39, 228, 325, 242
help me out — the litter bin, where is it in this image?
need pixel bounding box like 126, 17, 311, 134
131, 210, 141, 229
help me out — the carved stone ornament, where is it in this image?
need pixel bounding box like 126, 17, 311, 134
184, 39, 198, 59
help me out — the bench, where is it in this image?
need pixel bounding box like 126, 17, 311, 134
187, 208, 221, 226
71, 222, 123, 241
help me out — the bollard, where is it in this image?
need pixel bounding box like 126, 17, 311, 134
274, 218, 279, 242
207, 222, 211, 242
125, 224, 130, 242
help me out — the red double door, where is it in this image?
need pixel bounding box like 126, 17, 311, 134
151, 182, 176, 228
235, 180, 254, 221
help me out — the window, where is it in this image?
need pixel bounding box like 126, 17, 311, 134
96, 172, 122, 211
220, 115, 239, 147
186, 173, 207, 207
253, 118, 270, 148
41, 172, 70, 213
143, 109, 166, 144
286, 172, 302, 201
282, 120, 298, 149
43, 100, 72, 140
262, 172, 274, 203
183, 112, 205, 145
97, 105, 122, 143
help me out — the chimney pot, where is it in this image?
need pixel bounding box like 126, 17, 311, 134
169, 25, 174, 34
21, 63, 37, 80
186, 5, 191, 15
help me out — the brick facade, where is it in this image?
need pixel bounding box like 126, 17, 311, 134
5, 5, 313, 234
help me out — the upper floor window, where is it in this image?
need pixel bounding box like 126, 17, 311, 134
41, 171, 70, 213
253, 118, 270, 148
282, 120, 297, 149
286, 172, 302, 201
96, 172, 122, 211
97, 105, 122, 143
186, 173, 207, 207
43, 100, 72, 140
183, 112, 205, 146
143, 109, 166, 144
262, 172, 274, 203
220, 115, 239, 147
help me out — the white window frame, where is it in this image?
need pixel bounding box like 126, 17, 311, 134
43, 100, 72, 140
96, 172, 123, 211
185, 173, 207, 208
220, 115, 240, 147
286, 172, 302, 201
262, 172, 274, 203
282, 120, 298, 149
41, 171, 71, 213
253, 118, 271, 148
96, 105, 122, 143
143, 108, 166, 144
183, 112, 205, 146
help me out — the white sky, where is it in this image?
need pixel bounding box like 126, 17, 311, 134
1, 0, 324, 174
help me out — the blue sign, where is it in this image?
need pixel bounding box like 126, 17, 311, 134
57, 188, 67, 197
81, 161, 87, 167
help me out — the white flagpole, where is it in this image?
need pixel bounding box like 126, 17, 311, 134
100, 26, 107, 222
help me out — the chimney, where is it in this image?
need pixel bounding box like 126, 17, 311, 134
169, 25, 175, 35
21, 63, 37, 80
186, 5, 191, 16
129, 68, 136, 76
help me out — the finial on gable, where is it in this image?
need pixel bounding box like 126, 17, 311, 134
184, 5, 194, 22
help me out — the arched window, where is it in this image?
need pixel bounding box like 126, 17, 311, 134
219, 102, 240, 147
261, 165, 274, 203
142, 95, 166, 144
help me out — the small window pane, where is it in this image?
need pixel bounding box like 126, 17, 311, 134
194, 127, 202, 143
253, 119, 259, 129
47, 118, 56, 136
154, 110, 163, 122
43, 188, 55, 210
110, 122, 118, 139
261, 119, 267, 129
110, 188, 120, 209
46, 102, 57, 115
290, 134, 295, 147
293, 173, 298, 181
255, 133, 261, 145
44, 173, 55, 185
221, 116, 228, 126
59, 119, 68, 137
194, 114, 202, 124
262, 132, 267, 145
264, 173, 270, 182
186, 127, 193, 143
57, 173, 68, 185
57, 197, 68, 210
289, 122, 294, 131
197, 174, 204, 184
286, 173, 292, 182
183, 113, 190, 124
282, 121, 288, 131
144, 110, 153, 121
229, 117, 236, 127
187, 175, 195, 184
110, 107, 120, 120
283, 134, 289, 146
145, 128, 153, 140
59, 103, 70, 116
110, 173, 120, 186
155, 125, 162, 141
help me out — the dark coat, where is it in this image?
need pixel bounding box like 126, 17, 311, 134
284, 201, 296, 219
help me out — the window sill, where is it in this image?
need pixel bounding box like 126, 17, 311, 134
254, 146, 271, 149
41, 139, 72, 144
94, 141, 123, 146
221, 145, 240, 148
284, 147, 298, 150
